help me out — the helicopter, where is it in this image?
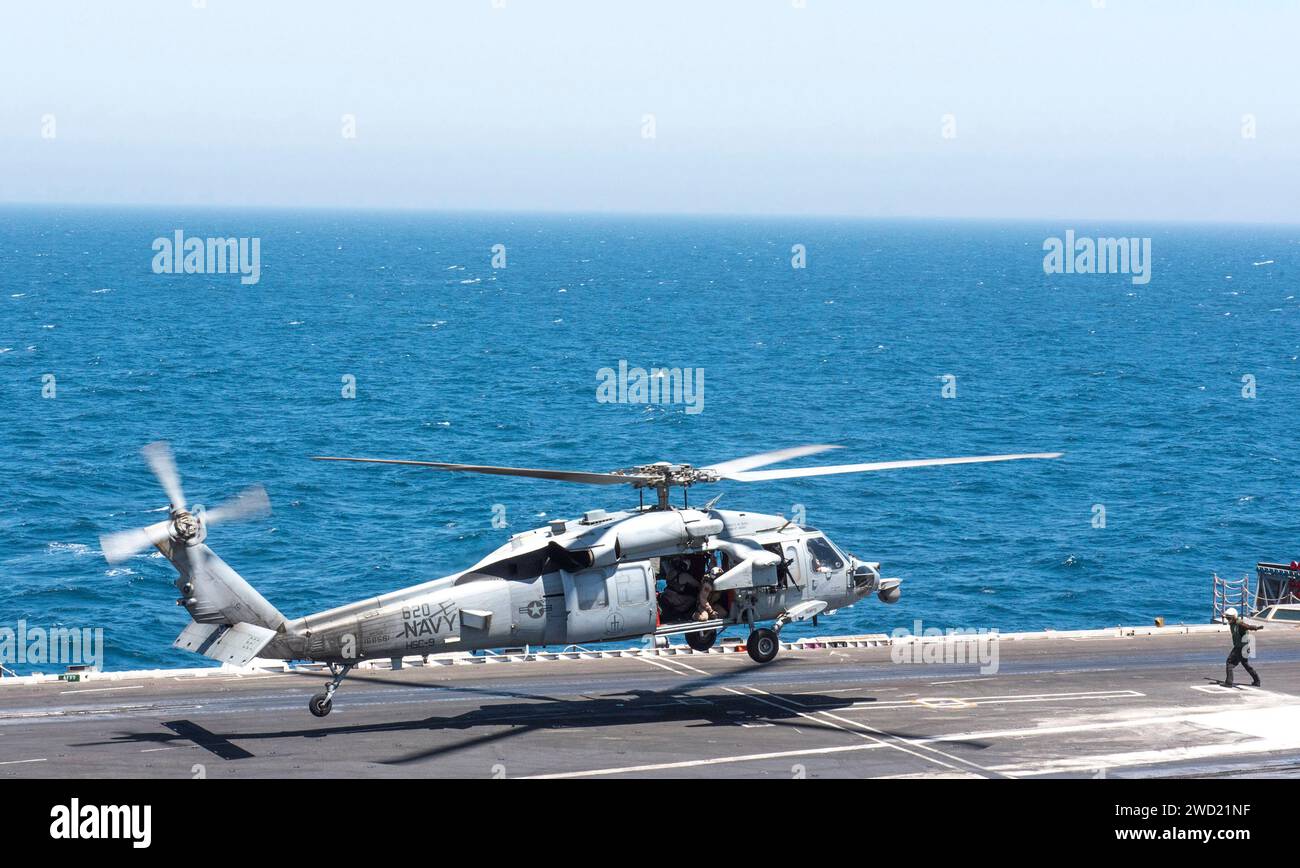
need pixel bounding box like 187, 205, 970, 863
100, 442, 1061, 717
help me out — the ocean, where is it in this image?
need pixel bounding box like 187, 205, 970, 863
1, 205, 1297, 673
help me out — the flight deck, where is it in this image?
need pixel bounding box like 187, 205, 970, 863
3, 625, 1299, 779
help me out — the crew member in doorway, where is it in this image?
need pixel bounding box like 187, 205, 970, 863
660, 559, 699, 621
695, 565, 724, 621
1223, 608, 1263, 688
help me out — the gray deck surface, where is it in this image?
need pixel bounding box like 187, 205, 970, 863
3, 630, 1298, 778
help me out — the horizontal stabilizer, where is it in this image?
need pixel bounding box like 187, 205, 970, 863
174, 621, 277, 666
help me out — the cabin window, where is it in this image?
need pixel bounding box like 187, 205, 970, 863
576, 572, 608, 610
617, 574, 648, 605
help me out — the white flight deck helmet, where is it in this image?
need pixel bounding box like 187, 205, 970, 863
1224, 607, 1239, 620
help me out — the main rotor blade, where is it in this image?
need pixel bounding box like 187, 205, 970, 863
203, 485, 271, 527
100, 519, 173, 564
721, 452, 1063, 482
703, 444, 841, 476
313, 457, 650, 486
141, 441, 187, 511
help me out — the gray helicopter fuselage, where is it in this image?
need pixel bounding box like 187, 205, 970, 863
261, 506, 884, 663
103, 441, 1048, 715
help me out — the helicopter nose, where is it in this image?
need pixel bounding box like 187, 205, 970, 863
851, 558, 880, 595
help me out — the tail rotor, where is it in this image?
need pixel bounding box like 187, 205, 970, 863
100, 441, 270, 565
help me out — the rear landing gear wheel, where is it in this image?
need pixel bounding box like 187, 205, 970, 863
309, 693, 333, 717
308, 661, 352, 717
685, 629, 717, 652
747, 628, 779, 664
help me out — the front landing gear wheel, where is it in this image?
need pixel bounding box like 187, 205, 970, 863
746, 628, 780, 663
686, 629, 717, 652
309, 693, 333, 717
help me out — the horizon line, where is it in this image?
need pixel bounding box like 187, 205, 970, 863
0, 199, 1295, 230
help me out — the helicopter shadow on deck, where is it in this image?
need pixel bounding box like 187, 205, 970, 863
92, 691, 857, 768
74, 660, 992, 767
75, 659, 814, 763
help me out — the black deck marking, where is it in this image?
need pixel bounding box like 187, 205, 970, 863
163, 719, 255, 760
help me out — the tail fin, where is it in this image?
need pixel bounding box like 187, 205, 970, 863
164, 539, 285, 631
98, 441, 284, 636
97, 441, 284, 650
164, 541, 284, 665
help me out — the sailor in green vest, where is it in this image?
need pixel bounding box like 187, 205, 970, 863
1222, 608, 1262, 688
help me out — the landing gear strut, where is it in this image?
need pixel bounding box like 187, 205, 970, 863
746, 628, 780, 664
309, 662, 353, 717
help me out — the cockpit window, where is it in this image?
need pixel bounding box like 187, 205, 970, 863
806, 536, 844, 572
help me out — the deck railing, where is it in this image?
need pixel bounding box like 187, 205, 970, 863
1211, 573, 1250, 622
1213, 563, 1300, 621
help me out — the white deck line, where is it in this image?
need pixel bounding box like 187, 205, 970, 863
0, 623, 1228, 688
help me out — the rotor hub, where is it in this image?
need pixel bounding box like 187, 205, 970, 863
617, 463, 721, 490
172, 510, 201, 543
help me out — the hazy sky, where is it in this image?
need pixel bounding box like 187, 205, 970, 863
2, 0, 1297, 221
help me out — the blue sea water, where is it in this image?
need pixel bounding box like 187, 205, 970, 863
1, 205, 1298, 674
